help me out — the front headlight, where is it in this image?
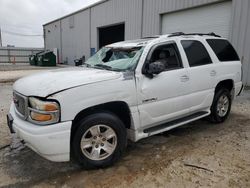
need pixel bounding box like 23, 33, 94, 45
28, 97, 60, 125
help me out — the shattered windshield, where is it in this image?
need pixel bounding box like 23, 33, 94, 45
84, 47, 144, 71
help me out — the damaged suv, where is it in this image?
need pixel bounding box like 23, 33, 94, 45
7, 33, 243, 169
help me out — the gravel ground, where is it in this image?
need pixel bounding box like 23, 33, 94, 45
0, 81, 249, 188
0, 70, 53, 83
0, 64, 71, 83
0, 64, 70, 71
0, 64, 55, 72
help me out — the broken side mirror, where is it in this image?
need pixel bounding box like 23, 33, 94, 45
143, 61, 165, 78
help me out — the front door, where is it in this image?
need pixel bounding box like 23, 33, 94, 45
136, 42, 191, 128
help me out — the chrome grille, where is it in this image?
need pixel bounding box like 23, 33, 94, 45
13, 91, 27, 119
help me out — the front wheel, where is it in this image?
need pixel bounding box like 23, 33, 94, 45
72, 112, 127, 169
209, 89, 232, 123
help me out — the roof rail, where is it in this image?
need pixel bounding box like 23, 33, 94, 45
142, 36, 160, 39
168, 32, 221, 38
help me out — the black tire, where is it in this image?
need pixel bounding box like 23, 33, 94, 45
209, 88, 232, 123
72, 112, 127, 169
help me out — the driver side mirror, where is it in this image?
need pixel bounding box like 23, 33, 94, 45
144, 61, 165, 78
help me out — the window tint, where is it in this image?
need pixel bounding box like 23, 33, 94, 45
149, 43, 182, 71
181, 40, 212, 67
207, 39, 240, 61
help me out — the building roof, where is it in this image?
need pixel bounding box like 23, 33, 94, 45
43, 0, 108, 26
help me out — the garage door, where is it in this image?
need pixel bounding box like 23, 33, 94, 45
161, 1, 232, 38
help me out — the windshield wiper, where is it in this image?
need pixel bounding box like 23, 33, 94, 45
94, 64, 113, 70
81, 62, 92, 67
94, 64, 123, 72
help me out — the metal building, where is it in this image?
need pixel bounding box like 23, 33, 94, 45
43, 0, 250, 85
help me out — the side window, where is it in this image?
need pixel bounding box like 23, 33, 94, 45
206, 39, 240, 61
181, 40, 212, 67
149, 43, 182, 71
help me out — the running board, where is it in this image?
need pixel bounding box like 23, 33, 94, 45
143, 111, 210, 136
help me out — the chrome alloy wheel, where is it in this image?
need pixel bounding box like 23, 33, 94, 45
217, 94, 229, 117
80, 125, 117, 161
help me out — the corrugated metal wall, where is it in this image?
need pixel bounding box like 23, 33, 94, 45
44, 0, 250, 85
44, 21, 61, 61
160, 1, 232, 38
61, 9, 90, 64
142, 0, 250, 85
230, 0, 250, 84
90, 0, 143, 49
142, 0, 222, 37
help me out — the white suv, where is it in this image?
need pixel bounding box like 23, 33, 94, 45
7, 33, 243, 168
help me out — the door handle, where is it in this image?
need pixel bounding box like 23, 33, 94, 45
210, 70, 217, 77
180, 75, 189, 82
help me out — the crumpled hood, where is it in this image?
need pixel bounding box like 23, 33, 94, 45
13, 67, 122, 97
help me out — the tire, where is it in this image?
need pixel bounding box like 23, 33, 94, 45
209, 88, 232, 123
72, 112, 127, 169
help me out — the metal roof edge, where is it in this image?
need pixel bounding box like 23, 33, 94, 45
43, 0, 108, 26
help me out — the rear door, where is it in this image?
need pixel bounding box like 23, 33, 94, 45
180, 39, 215, 112
206, 39, 242, 95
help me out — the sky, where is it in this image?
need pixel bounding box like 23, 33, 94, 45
0, 0, 100, 48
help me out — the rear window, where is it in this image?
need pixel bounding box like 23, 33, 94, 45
206, 39, 240, 61
181, 40, 212, 67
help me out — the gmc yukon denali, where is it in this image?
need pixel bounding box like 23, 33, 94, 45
7, 33, 243, 169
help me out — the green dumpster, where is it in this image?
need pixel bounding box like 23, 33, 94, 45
37, 51, 56, 66
29, 51, 44, 66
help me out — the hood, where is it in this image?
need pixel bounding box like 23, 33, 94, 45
13, 67, 122, 97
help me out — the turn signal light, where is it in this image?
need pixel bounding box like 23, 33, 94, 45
31, 112, 52, 121
44, 103, 58, 111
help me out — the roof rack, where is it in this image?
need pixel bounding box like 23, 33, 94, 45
168, 32, 221, 38
142, 36, 160, 39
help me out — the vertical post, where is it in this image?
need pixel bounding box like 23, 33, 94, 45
7, 48, 10, 63
0, 26, 2, 47
89, 7, 92, 57
43, 28, 46, 50
140, 0, 144, 39
60, 20, 63, 64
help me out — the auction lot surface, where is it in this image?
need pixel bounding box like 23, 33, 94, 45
0, 80, 250, 187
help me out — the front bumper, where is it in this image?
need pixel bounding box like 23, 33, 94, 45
9, 103, 72, 162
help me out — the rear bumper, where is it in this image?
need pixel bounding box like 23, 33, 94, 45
9, 103, 72, 162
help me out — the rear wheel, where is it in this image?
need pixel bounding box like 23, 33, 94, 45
209, 89, 232, 123
72, 112, 127, 169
